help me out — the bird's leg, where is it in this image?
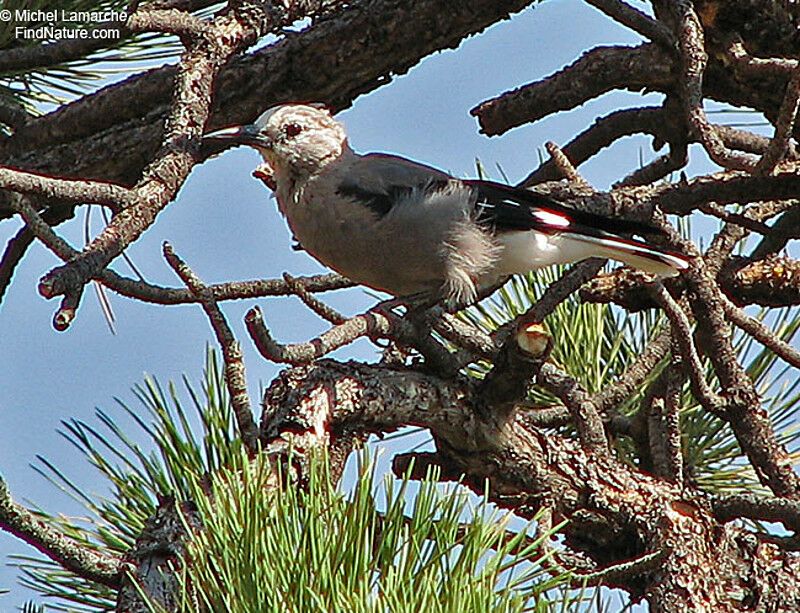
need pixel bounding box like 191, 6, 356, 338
403, 300, 445, 350
372, 294, 444, 356
373, 291, 438, 318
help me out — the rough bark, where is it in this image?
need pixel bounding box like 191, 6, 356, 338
0, 0, 534, 217
262, 361, 800, 612
3, 0, 800, 611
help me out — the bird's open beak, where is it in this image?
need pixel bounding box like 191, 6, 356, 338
204, 124, 272, 148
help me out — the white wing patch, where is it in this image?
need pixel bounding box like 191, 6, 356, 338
532, 209, 571, 228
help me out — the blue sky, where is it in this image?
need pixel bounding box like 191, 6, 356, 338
0, 0, 780, 608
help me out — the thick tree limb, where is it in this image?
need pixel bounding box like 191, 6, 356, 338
471, 43, 674, 137
721, 255, 800, 308
35, 2, 277, 309
261, 360, 800, 610
0, 0, 534, 215
116, 496, 201, 613
479, 321, 552, 421
583, 255, 800, 310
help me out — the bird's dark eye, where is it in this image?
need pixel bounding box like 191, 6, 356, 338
284, 123, 303, 138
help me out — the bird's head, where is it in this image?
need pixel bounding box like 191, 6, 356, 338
205, 103, 348, 182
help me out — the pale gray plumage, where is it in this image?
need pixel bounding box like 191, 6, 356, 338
206, 104, 690, 308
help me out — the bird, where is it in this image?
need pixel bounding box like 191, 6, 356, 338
205, 103, 690, 309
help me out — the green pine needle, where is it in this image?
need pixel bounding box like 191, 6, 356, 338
15, 348, 578, 612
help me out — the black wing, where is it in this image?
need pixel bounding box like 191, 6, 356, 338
465, 179, 665, 239
336, 182, 454, 218
336, 153, 451, 218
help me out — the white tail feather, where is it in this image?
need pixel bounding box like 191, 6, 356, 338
564, 233, 689, 277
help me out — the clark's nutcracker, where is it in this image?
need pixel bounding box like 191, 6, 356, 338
206, 104, 690, 308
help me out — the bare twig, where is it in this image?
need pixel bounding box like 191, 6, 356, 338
523, 259, 606, 324
8, 194, 81, 263
712, 494, 800, 533
491, 260, 606, 372
535, 507, 598, 578
0, 224, 33, 304
615, 142, 688, 187
584, 0, 675, 49
719, 293, 800, 370
521, 107, 668, 186
53, 287, 84, 332
573, 549, 667, 585
434, 312, 498, 358
725, 38, 799, 79
282, 272, 347, 325
246, 305, 391, 364
716, 124, 798, 159
163, 243, 259, 452
35, 1, 279, 314
757, 66, 800, 173
0, 167, 132, 210
247, 303, 458, 375
10, 191, 355, 312
698, 202, 775, 235
127, 7, 210, 37
15, 189, 360, 357
654, 169, 800, 216
522, 108, 784, 188
596, 327, 671, 413
647, 279, 725, 413
671, 1, 758, 171
538, 363, 609, 455
544, 141, 592, 188
108, 272, 354, 306
749, 207, 800, 261
684, 264, 800, 496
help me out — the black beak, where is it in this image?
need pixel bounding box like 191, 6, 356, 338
204, 124, 271, 148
